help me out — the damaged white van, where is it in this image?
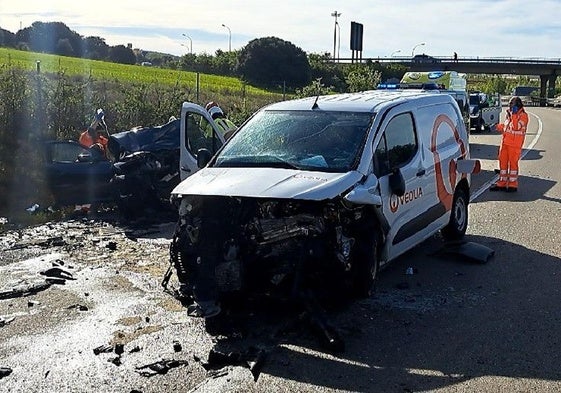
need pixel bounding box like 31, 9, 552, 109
169, 90, 480, 317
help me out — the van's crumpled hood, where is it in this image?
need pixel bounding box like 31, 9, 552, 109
171, 167, 364, 200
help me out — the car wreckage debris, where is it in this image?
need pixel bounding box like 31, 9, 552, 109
40, 267, 75, 280
0, 316, 15, 327
431, 241, 495, 264
114, 343, 125, 355
135, 359, 188, 377
202, 346, 267, 381
93, 344, 114, 355
45, 277, 67, 286
67, 304, 89, 311
0, 367, 13, 379
0, 282, 52, 300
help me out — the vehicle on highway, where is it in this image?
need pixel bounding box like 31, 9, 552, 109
512, 85, 538, 106
548, 95, 561, 107
169, 90, 481, 320
411, 54, 440, 64
398, 71, 470, 130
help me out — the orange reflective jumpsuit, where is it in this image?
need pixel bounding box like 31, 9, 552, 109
495, 108, 529, 189
79, 129, 108, 155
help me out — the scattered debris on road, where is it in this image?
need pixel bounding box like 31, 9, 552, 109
0, 367, 12, 379
135, 359, 188, 377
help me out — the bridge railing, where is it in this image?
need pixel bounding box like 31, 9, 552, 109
334, 56, 561, 65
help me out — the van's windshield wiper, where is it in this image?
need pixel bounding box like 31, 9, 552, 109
215, 155, 299, 169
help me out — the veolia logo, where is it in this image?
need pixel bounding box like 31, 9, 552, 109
389, 188, 423, 213
428, 71, 444, 79
407, 72, 421, 80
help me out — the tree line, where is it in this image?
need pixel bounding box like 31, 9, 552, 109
0, 21, 140, 65
0, 21, 408, 92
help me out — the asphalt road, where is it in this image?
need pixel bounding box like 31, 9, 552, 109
1, 106, 561, 392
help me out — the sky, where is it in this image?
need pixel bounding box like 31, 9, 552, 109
2, 0, 561, 60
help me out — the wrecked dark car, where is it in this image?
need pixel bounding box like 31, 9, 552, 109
44, 118, 182, 216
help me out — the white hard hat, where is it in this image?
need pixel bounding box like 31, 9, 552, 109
208, 105, 224, 119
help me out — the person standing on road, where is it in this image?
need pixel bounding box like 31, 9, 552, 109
490, 96, 529, 192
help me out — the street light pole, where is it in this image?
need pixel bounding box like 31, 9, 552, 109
182, 33, 192, 54
331, 11, 341, 60
391, 49, 401, 57
221, 24, 231, 52
336, 21, 341, 59
411, 42, 426, 57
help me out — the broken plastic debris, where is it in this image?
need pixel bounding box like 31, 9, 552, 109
67, 304, 88, 311
135, 359, 188, 377
433, 241, 495, 264
109, 356, 122, 366
40, 267, 75, 281
26, 203, 40, 213
105, 241, 118, 251
0, 367, 12, 379
0, 282, 52, 300
0, 217, 7, 225
203, 349, 241, 370
202, 347, 267, 381
0, 316, 15, 327
114, 344, 125, 355
45, 277, 66, 286
93, 344, 114, 355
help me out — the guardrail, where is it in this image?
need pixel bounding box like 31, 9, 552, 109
334, 56, 561, 65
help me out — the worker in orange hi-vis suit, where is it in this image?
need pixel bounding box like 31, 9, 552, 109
490, 96, 529, 193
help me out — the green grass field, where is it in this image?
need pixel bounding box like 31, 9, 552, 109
0, 47, 272, 95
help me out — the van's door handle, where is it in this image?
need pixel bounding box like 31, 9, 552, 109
416, 169, 425, 176
181, 166, 191, 173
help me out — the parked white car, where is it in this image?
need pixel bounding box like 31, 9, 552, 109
170, 90, 480, 318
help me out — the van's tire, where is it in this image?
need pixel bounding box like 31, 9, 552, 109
350, 228, 381, 298
442, 188, 468, 241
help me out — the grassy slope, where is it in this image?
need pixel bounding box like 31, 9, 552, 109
0, 47, 273, 94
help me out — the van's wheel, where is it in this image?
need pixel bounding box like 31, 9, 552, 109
350, 229, 380, 298
442, 188, 468, 241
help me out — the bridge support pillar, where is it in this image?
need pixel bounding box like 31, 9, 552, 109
540, 76, 548, 106
548, 74, 557, 98
540, 74, 557, 106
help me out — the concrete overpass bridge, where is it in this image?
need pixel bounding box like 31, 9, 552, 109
337, 56, 561, 105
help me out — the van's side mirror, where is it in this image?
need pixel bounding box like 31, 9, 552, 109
389, 169, 405, 196
196, 148, 212, 168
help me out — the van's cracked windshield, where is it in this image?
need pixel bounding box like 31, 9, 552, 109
215, 110, 374, 172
